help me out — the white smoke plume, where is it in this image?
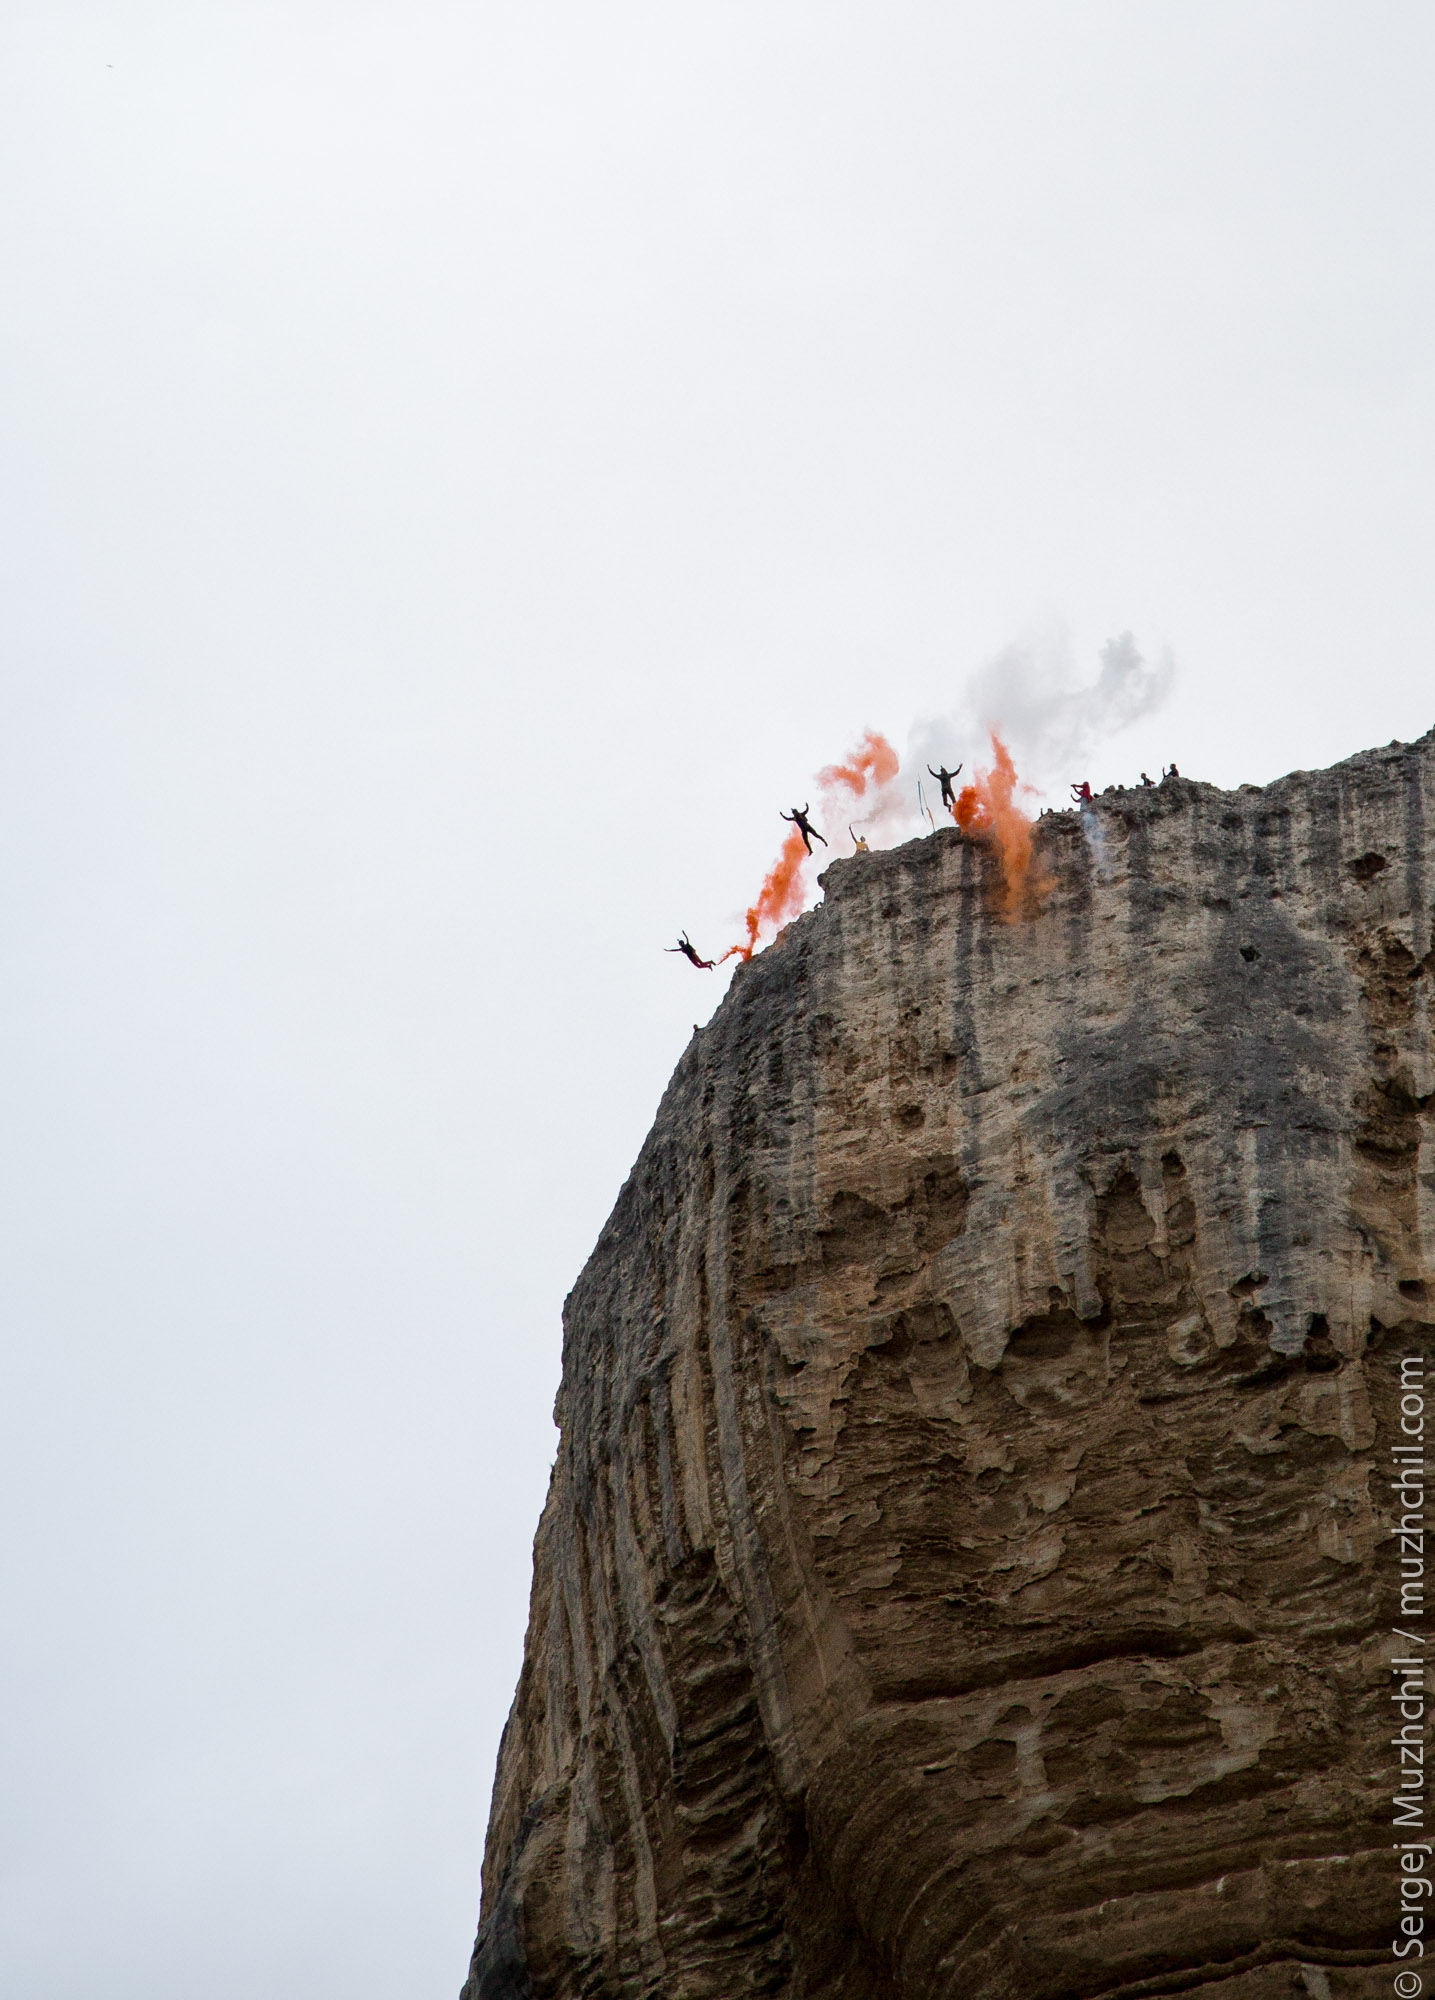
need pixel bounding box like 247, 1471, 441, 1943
1080, 804, 1112, 880
907, 628, 1175, 811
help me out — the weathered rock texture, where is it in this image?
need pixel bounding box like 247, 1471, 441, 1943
465, 736, 1434, 2000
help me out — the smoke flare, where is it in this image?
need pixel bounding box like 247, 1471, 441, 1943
1080, 804, 1111, 881
950, 732, 1040, 915
721, 825, 811, 964
724, 729, 899, 962
908, 629, 1173, 804
716, 725, 1045, 967
817, 728, 900, 802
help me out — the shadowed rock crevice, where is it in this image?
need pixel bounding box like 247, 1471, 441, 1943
464, 735, 1434, 2000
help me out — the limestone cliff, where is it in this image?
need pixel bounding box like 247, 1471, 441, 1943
464, 736, 1431, 2000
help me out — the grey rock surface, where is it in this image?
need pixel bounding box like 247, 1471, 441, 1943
464, 737, 1430, 1999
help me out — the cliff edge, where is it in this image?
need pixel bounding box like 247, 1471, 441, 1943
464, 736, 1430, 2000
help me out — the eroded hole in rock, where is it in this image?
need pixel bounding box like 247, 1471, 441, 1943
1004, 1310, 1080, 1362
1092, 1168, 1192, 1326
966, 1737, 1018, 1780
1355, 1073, 1424, 1162
819, 1191, 890, 1269
815, 1155, 969, 1276
1302, 1314, 1341, 1373
913, 1158, 969, 1253
1349, 850, 1389, 882
1000, 1309, 1108, 1417
1232, 1350, 1290, 1390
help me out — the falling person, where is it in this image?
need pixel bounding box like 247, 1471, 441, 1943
780, 804, 827, 855
927, 763, 962, 812
666, 932, 715, 969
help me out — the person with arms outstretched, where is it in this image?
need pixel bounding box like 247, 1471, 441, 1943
781, 804, 827, 855
927, 762, 962, 812
665, 932, 715, 969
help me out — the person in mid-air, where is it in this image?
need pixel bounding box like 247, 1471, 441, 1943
666, 932, 715, 969
1071, 781, 1093, 804
781, 804, 827, 854
849, 825, 869, 853
927, 762, 962, 811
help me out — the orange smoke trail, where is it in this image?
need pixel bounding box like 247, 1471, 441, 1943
951, 731, 1038, 915
720, 824, 811, 964
724, 729, 900, 962
816, 727, 900, 802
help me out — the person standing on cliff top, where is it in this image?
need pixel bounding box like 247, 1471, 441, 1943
665, 932, 715, 969
1071, 781, 1093, 804
781, 804, 827, 854
849, 826, 869, 853
927, 762, 962, 812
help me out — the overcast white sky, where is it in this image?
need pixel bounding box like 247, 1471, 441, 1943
2, 4, 1433, 1994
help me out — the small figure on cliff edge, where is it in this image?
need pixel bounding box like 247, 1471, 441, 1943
1140, 772, 1155, 787
666, 932, 715, 969
849, 825, 869, 853
1162, 763, 1180, 780
1071, 781, 1093, 805
781, 804, 827, 854
927, 763, 962, 813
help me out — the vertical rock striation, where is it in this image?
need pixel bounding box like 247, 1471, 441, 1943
465, 736, 1433, 2000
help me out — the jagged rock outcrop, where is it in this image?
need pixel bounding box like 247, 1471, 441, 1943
464, 737, 1431, 2000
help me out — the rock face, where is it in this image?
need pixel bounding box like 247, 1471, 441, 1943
464, 738, 1432, 2000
